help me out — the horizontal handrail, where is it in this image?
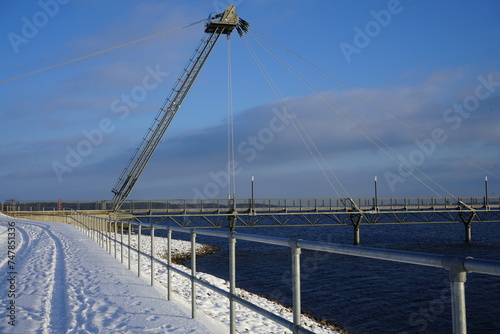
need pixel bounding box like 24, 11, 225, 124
169, 227, 500, 276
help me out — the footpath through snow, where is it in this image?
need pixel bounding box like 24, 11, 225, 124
0, 215, 341, 333
0, 215, 224, 334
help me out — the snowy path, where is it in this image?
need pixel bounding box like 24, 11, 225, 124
0, 217, 223, 334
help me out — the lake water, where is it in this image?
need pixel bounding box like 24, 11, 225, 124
151, 220, 500, 333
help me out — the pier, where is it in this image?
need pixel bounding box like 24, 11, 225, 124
7, 196, 500, 245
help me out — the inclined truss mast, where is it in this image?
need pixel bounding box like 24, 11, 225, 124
111, 5, 249, 211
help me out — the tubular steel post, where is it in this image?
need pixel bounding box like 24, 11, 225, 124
103, 219, 106, 249
105, 220, 109, 252
88, 217, 91, 237
88, 216, 92, 240
229, 234, 236, 334
151, 222, 155, 286
100, 219, 103, 248
485, 176, 489, 208
167, 228, 172, 301
138, 222, 142, 277
95, 218, 98, 245
291, 242, 302, 328
450, 275, 467, 334
105, 220, 110, 252
459, 212, 474, 243
99, 219, 103, 247
354, 225, 360, 246
103, 220, 107, 250
251, 176, 255, 214
86, 215, 90, 239
114, 221, 117, 259
443, 256, 468, 334
465, 223, 472, 243
120, 221, 124, 264
191, 230, 197, 318
128, 222, 132, 270
108, 220, 112, 254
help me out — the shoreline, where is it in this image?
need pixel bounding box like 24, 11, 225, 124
167, 244, 220, 264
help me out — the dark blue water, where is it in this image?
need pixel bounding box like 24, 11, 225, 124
151, 221, 500, 333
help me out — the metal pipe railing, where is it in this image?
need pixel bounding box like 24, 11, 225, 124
11, 210, 500, 334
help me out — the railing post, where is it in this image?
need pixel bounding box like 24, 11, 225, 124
99, 218, 103, 247
138, 222, 142, 277
229, 233, 236, 334
104, 220, 108, 251
94, 217, 98, 245
87, 215, 90, 239
101, 219, 105, 248
98, 218, 102, 246
120, 221, 124, 264
443, 256, 468, 334
167, 228, 172, 301
450, 272, 467, 334
191, 229, 197, 318
114, 221, 117, 259
102, 219, 105, 248
291, 241, 302, 329
108, 220, 112, 254
128, 222, 132, 270
85, 215, 89, 236
151, 222, 155, 286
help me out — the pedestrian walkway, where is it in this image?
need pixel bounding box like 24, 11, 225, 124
0, 216, 223, 333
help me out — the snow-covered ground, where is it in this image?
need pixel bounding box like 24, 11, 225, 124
0, 215, 224, 334
0, 215, 340, 333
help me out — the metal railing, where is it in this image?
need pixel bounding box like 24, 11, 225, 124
10, 210, 500, 334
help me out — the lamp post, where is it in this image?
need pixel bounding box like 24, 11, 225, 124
485, 176, 489, 208
374, 176, 378, 211
251, 176, 255, 213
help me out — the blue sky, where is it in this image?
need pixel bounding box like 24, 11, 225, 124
1, 0, 499, 201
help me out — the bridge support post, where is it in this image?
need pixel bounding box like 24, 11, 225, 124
459, 212, 474, 243
354, 225, 361, 246
350, 214, 363, 245
464, 223, 472, 243
229, 216, 236, 232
